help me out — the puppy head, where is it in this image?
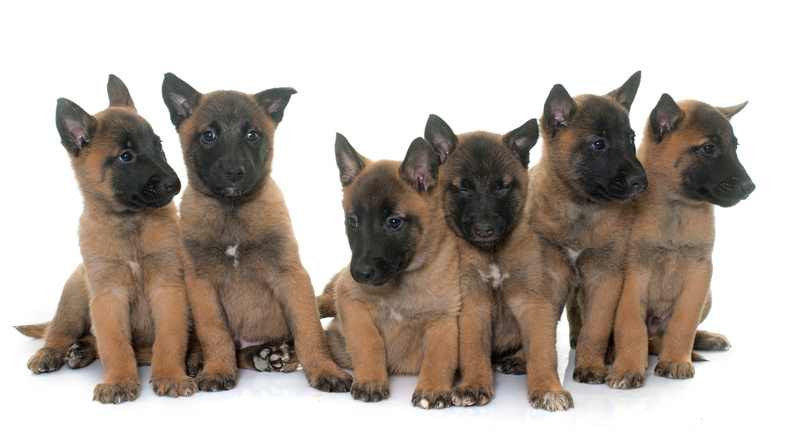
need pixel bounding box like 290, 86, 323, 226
56, 75, 181, 212
540, 71, 647, 202
644, 94, 754, 207
426, 115, 537, 251
162, 73, 295, 201
335, 134, 442, 286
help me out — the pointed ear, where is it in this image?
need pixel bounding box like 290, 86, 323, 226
423, 114, 457, 162
400, 138, 441, 193
255, 87, 297, 123
162, 73, 202, 128
56, 98, 96, 156
335, 133, 366, 186
717, 101, 748, 120
650, 93, 683, 142
607, 71, 642, 111
503, 118, 539, 168
107, 74, 135, 109
543, 84, 576, 136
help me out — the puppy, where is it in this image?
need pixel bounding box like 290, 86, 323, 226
161, 73, 351, 392
607, 95, 754, 389
324, 134, 460, 409
16, 75, 194, 403
422, 114, 539, 406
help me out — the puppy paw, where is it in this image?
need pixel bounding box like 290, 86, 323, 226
573, 365, 608, 384
654, 360, 695, 379
151, 375, 198, 398
93, 381, 140, 404
452, 384, 493, 407
606, 370, 645, 389
412, 388, 453, 410
27, 348, 64, 374
308, 366, 353, 393
529, 390, 574, 412
251, 343, 301, 373
196, 370, 236, 392
694, 331, 731, 351
186, 353, 203, 378
66, 342, 97, 369
494, 356, 526, 375
351, 380, 390, 402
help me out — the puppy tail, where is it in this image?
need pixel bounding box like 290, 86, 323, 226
317, 273, 340, 319
14, 322, 49, 339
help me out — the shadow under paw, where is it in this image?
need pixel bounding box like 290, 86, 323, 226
27, 348, 64, 374
351, 380, 390, 402
529, 390, 574, 411
654, 360, 695, 379
412, 389, 453, 410
93, 381, 140, 404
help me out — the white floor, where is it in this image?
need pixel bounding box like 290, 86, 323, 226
3, 318, 783, 439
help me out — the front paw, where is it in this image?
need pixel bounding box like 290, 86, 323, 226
196, 370, 237, 392
606, 369, 645, 389
93, 381, 140, 404
573, 365, 608, 384
412, 388, 453, 410
151, 375, 198, 397
529, 389, 574, 412
27, 348, 64, 374
494, 355, 526, 375
655, 360, 695, 379
452, 384, 493, 407
307, 364, 352, 393
351, 380, 390, 402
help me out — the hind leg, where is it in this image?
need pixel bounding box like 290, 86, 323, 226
238, 341, 301, 373
65, 335, 98, 369
28, 266, 91, 374
693, 331, 731, 351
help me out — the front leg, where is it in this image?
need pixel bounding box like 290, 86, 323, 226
413, 316, 458, 410
453, 271, 494, 407
338, 298, 389, 402
655, 260, 712, 379
273, 268, 352, 392
607, 264, 650, 389
90, 289, 139, 404
573, 261, 624, 384
185, 271, 237, 392
148, 274, 197, 398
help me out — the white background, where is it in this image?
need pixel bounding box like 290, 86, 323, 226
1, 1, 792, 437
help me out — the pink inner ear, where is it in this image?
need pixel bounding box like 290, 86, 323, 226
64, 119, 86, 145
268, 100, 284, 115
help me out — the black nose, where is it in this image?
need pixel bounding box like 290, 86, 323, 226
225, 166, 246, 183
162, 176, 181, 195
472, 222, 495, 239
740, 180, 756, 197
625, 172, 648, 196
352, 265, 376, 283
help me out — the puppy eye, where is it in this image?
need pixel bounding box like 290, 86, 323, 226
699, 143, 717, 157
345, 215, 359, 229
591, 139, 607, 151
200, 129, 218, 145
386, 215, 405, 231
118, 150, 136, 163
494, 181, 511, 193
246, 129, 261, 143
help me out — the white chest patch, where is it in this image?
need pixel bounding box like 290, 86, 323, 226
565, 247, 582, 264
127, 261, 141, 279
478, 263, 510, 289
226, 244, 240, 268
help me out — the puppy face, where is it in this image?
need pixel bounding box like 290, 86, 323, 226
56, 75, 181, 212
646, 94, 754, 207
335, 134, 441, 286
425, 115, 538, 251
541, 72, 647, 202
162, 73, 295, 200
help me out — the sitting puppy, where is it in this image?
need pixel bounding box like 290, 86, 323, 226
423, 114, 539, 407
608, 95, 755, 389
325, 134, 460, 409
16, 75, 194, 403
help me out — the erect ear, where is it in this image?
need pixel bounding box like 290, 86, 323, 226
107, 74, 135, 109
255, 87, 297, 123
607, 70, 642, 111
400, 137, 441, 193
717, 101, 748, 120
543, 84, 576, 136
162, 73, 202, 128
335, 133, 366, 187
423, 114, 457, 162
650, 93, 683, 143
503, 118, 539, 168
55, 98, 97, 156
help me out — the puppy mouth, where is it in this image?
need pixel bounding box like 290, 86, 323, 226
221, 187, 243, 198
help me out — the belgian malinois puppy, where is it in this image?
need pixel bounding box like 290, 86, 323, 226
422, 114, 539, 406
486, 72, 647, 410
607, 95, 754, 389
161, 73, 351, 393
16, 75, 194, 403
324, 134, 460, 409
